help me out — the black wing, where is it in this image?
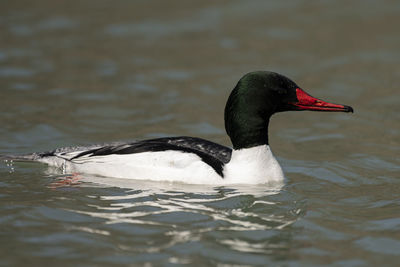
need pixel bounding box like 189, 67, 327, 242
70, 136, 232, 177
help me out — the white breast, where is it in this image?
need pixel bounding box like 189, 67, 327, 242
223, 145, 285, 184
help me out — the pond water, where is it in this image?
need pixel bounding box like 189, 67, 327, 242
1, 0, 399, 266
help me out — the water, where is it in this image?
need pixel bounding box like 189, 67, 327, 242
1, 0, 400, 266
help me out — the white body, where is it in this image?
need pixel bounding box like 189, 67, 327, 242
39, 145, 285, 185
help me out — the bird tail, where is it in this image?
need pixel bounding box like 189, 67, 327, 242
0, 153, 41, 162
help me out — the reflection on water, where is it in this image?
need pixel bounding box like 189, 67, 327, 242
90, 185, 299, 262
66, 175, 299, 233
36, 173, 304, 264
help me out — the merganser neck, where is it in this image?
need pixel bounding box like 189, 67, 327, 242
224, 71, 283, 149
225, 114, 270, 150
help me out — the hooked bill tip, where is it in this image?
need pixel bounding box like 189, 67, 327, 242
344, 105, 354, 113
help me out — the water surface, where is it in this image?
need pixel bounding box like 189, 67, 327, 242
1, 0, 399, 266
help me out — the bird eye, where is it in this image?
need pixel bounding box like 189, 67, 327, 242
277, 88, 287, 94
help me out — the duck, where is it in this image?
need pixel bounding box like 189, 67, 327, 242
4, 71, 353, 184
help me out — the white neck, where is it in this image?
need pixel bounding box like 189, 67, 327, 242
223, 145, 285, 184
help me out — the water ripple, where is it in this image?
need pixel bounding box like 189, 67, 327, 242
43, 176, 305, 258
70, 182, 299, 230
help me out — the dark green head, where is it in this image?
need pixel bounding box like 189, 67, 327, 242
224, 71, 353, 150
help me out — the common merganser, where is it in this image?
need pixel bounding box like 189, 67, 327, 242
3, 71, 353, 184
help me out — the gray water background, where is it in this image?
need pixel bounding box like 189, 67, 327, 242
1, 1, 399, 266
